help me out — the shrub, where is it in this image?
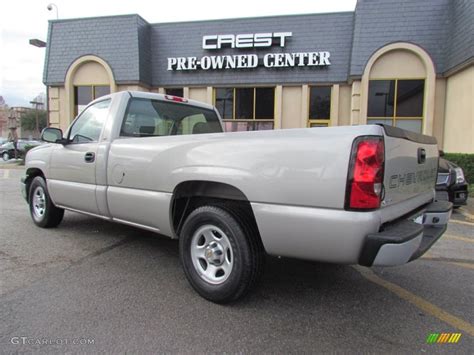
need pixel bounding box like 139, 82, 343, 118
443, 153, 474, 184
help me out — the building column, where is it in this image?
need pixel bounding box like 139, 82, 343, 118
274, 85, 283, 129
350, 80, 361, 125
183, 87, 190, 99
433, 78, 446, 148
48, 87, 60, 128
330, 84, 340, 126
300, 85, 309, 127
206, 87, 213, 105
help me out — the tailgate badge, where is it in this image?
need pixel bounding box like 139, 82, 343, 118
418, 148, 426, 164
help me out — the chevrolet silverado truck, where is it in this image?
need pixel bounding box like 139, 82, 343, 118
21, 91, 452, 303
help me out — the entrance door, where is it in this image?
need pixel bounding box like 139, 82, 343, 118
48, 99, 111, 215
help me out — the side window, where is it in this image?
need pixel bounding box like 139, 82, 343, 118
120, 98, 222, 138
69, 99, 111, 144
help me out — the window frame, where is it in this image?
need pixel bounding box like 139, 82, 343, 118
367, 78, 425, 132
74, 85, 110, 116
214, 87, 276, 125
308, 85, 332, 127
67, 98, 111, 144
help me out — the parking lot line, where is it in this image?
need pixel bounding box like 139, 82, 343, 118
458, 208, 474, 221
449, 262, 474, 270
353, 266, 474, 336
3, 169, 10, 179
450, 219, 474, 227
445, 235, 474, 243
422, 256, 474, 270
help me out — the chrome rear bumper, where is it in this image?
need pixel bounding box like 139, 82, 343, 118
359, 201, 452, 267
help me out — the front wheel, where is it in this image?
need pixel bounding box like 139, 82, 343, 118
179, 204, 264, 303
28, 176, 64, 228
2, 152, 9, 161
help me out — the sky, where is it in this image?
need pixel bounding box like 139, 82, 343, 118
0, 0, 357, 107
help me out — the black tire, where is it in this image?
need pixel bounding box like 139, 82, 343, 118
179, 204, 264, 303
28, 176, 64, 228
2, 152, 9, 161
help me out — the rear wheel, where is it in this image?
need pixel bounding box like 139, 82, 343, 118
28, 176, 64, 228
179, 204, 264, 303
2, 152, 9, 161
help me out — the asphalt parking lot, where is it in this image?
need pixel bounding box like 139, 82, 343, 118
1, 167, 473, 353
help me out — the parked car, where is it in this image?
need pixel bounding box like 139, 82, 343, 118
0, 137, 8, 145
1, 140, 43, 161
436, 156, 469, 207
21, 91, 452, 303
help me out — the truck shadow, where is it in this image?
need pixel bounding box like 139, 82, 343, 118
6, 212, 442, 352
60, 212, 365, 304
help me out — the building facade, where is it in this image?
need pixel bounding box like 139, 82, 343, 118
43, 0, 473, 152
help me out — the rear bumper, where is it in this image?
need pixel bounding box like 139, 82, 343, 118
359, 201, 452, 266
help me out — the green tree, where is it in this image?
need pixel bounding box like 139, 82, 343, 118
21, 109, 47, 132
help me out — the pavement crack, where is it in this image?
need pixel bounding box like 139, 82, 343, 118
68, 236, 133, 267
0, 237, 133, 299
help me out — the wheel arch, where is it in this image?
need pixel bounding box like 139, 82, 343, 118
170, 180, 262, 244
25, 168, 46, 201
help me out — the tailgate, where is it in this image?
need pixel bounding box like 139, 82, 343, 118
382, 125, 438, 208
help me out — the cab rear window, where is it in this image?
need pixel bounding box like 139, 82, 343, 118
120, 98, 222, 137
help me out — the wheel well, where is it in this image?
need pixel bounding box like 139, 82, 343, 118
171, 181, 261, 240
25, 168, 45, 201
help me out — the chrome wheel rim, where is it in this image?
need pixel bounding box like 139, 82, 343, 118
190, 224, 234, 285
32, 186, 46, 221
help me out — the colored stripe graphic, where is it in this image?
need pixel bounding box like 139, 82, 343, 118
439, 333, 449, 343
426, 333, 439, 343
449, 333, 462, 343
426, 333, 462, 344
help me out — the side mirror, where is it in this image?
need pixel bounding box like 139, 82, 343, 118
41, 127, 65, 144
439, 150, 445, 157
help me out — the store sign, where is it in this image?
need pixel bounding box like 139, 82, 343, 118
202, 32, 292, 49
167, 32, 331, 71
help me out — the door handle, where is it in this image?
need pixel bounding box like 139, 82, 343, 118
84, 152, 95, 163
417, 148, 426, 164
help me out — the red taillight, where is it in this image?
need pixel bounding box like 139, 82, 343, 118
164, 95, 188, 103
345, 137, 384, 210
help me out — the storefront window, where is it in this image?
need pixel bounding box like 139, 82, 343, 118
309, 86, 331, 127
215, 87, 275, 131
368, 79, 424, 133
165, 88, 184, 97
74, 85, 110, 116
215, 88, 234, 119
235, 88, 254, 119
255, 88, 274, 119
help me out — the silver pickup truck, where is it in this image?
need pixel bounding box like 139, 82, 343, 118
22, 91, 452, 303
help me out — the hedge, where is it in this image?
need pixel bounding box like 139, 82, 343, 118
443, 153, 474, 184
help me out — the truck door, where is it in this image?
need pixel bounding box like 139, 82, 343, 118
48, 99, 111, 215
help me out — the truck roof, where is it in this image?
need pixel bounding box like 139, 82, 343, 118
128, 91, 215, 111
